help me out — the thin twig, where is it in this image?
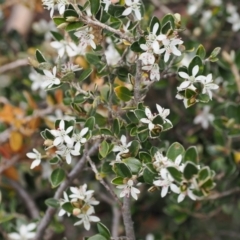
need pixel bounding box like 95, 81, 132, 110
0, 156, 19, 174
133, 60, 142, 105
34, 142, 99, 240
122, 197, 135, 240
204, 187, 240, 200
0, 59, 29, 73
7, 179, 40, 219
87, 156, 122, 207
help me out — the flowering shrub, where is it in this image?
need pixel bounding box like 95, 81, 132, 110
1, 0, 240, 239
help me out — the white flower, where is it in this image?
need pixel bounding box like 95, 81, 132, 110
104, 38, 121, 65
156, 104, 170, 123
55, 143, 80, 164
140, 107, 156, 131
157, 35, 183, 62
154, 168, 180, 197
72, 127, 89, 151
59, 191, 71, 217
74, 27, 96, 50
8, 223, 36, 240
177, 184, 197, 203
69, 184, 94, 202
50, 40, 80, 58
74, 207, 100, 230
28, 70, 46, 91
187, 0, 204, 15
194, 106, 214, 129
42, 0, 68, 18
153, 151, 169, 171
197, 74, 219, 100
139, 43, 155, 65
177, 65, 202, 91
112, 135, 132, 161
26, 149, 42, 169
50, 120, 73, 146
32, 19, 56, 41
42, 66, 61, 89
142, 63, 160, 81
116, 179, 140, 200
122, 0, 141, 20
61, 62, 82, 73
227, 12, 240, 32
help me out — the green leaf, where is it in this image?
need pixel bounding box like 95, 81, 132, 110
90, 0, 100, 15
139, 151, 152, 163
128, 140, 140, 157
51, 168, 65, 188
198, 167, 211, 182
161, 21, 172, 35
143, 167, 157, 184
113, 118, 120, 136
108, 5, 125, 18
116, 67, 129, 81
61, 72, 75, 82
62, 202, 73, 213
126, 111, 139, 124
137, 128, 149, 142
64, 9, 78, 18
36, 49, 46, 63
226, 104, 240, 123
84, 116, 95, 130
51, 31, 64, 41
74, 94, 87, 104
86, 53, 101, 65
100, 128, 113, 135
196, 44, 206, 59
134, 109, 146, 120
45, 198, 60, 208
209, 47, 221, 59
166, 142, 185, 162
88, 234, 107, 240
111, 176, 124, 185
0, 214, 15, 224
53, 17, 66, 26
149, 16, 161, 34
49, 157, 60, 165
184, 146, 198, 164
79, 68, 93, 82
114, 86, 132, 102
99, 140, 110, 158
161, 14, 175, 29
113, 162, 132, 178
183, 162, 199, 180
123, 157, 141, 174
167, 166, 182, 183
188, 56, 203, 75
130, 41, 143, 52
198, 93, 210, 103
66, 22, 84, 31
97, 223, 111, 239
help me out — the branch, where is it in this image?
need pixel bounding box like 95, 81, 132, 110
7, 179, 40, 219
204, 187, 240, 200
133, 60, 142, 105
0, 59, 28, 73
122, 196, 135, 240
34, 142, 99, 240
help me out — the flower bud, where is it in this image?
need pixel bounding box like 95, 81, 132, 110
72, 208, 81, 216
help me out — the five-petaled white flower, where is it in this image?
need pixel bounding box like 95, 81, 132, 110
116, 179, 140, 200
157, 34, 183, 62
194, 106, 214, 129
142, 63, 160, 81
177, 65, 203, 91
42, 0, 68, 18
140, 107, 156, 131
72, 127, 89, 151
177, 183, 197, 203
26, 149, 42, 169
122, 0, 142, 20
156, 104, 171, 123
112, 135, 132, 161
154, 168, 180, 197
74, 27, 96, 50
69, 184, 94, 202
139, 43, 155, 65
42, 66, 61, 89
55, 143, 80, 164
8, 223, 36, 240
197, 73, 219, 100
50, 120, 73, 146
50, 40, 79, 58
74, 206, 100, 230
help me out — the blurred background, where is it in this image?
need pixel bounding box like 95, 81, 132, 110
1, 0, 240, 239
